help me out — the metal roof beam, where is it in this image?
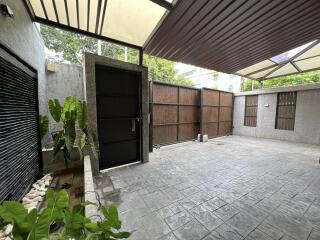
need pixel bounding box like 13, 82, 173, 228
34, 16, 142, 51
22, 0, 36, 21
150, 0, 173, 10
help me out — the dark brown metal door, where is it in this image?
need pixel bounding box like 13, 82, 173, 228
95, 65, 142, 169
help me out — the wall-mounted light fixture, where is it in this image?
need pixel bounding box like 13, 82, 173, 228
264, 104, 269, 108
1, 4, 14, 18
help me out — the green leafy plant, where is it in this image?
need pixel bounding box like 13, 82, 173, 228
0, 189, 130, 240
49, 96, 99, 168
39, 115, 49, 140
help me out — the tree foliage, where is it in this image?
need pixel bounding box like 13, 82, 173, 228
40, 25, 193, 87
143, 55, 194, 86
243, 70, 320, 91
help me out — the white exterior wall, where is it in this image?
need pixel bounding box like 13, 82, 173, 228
233, 85, 320, 145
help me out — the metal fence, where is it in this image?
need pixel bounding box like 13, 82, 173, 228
149, 81, 233, 147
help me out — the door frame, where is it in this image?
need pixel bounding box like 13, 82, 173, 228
84, 53, 149, 174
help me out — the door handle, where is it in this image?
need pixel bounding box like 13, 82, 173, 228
132, 119, 136, 132
132, 117, 142, 132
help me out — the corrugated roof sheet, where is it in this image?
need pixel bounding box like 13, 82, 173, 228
144, 0, 320, 74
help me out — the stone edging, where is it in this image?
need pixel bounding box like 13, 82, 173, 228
84, 155, 99, 221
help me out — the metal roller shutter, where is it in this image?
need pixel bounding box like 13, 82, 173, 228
0, 46, 41, 202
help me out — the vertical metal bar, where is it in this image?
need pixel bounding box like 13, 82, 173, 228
244, 96, 247, 126
52, 0, 59, 23
64, 0, 70, 26
177, 86, 180, 142
99, 0, 108, 35
139, 49, 144, 66
199, 88, 204, 140
23, 0, 36, 21
217, 91, 221, 135
40, 0, 48, 19
275, 93, 280, 129
95, 0, 102, 34
149, 81, 154, 152
230, 93, 235, 135
76, 0, 80, 29
139, 72, 143, 162
87, 0, 91, 31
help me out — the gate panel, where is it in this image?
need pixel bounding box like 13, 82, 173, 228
202, 89, 220, 138
150, 82, 233, 146
218, 92, 233, 136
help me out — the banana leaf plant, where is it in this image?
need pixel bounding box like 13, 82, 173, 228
0, 189, 130, 240
49, 96, 99, 168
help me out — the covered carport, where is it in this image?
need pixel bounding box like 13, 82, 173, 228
1, 0, 320, 239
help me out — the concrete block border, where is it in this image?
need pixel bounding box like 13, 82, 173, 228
84, 155, 99, 220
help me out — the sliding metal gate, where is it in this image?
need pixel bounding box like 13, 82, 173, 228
0, 45, 41, 202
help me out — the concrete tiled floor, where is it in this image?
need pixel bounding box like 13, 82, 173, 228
94, 136, 320, 240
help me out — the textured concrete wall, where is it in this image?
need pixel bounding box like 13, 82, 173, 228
0, 0, 47, 114
46, 62, 84, 143
233, 88, 320, 145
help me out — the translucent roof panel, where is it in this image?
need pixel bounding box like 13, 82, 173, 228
28, 0, 172, 47
268, 63, 298, 78
102, 0, 168, 46
271, 41, 315, 64
295, 43, 320, 61
248, 66, 278, 79
295, 56, 320, 71
236, 60, 275, 75
235, 39, 320, 80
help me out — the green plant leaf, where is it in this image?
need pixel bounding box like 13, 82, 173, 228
77, 100, 88, 130
20, 208, 51, 240
108, 205, 121, 230
46, 189, 69, 221
81, 201, 98, 207
0, 201, 28, 223
64, 209, 89, 238
62, 96, 78, 121
88, 130, 99, 160
65, 124, 76, 155
85, 223, 101, 233
78, 133, 86, 162
0, 201, 30, 240
39, 115, 49, 140
108, 230, 131, 239
98, 205, 109, 219
53, 131, 65, 156
49, 99, 62, 123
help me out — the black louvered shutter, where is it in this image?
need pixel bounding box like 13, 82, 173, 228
0, 47, 41, 202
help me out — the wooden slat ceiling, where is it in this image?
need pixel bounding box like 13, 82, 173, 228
144, 0, 320, 74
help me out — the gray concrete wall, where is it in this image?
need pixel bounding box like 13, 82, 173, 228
233, 85, 320, 145
46, 62, 84, 144
0, 0, 47, 115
